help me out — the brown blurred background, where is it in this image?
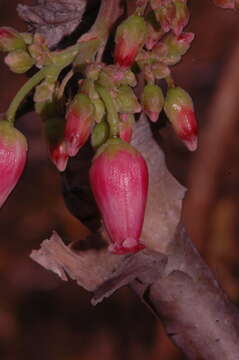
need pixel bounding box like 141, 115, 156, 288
1, 1, 239, 359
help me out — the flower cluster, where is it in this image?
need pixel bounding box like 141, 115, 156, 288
0, 0, 198, 254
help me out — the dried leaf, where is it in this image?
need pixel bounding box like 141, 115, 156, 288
17, 0, 87, 48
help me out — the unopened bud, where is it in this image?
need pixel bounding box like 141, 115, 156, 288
0, 120, 27, 208
91, 120, 109, 148
20, 33, 33, 45
142, 84, 164, 122
171, 0, 190, 36
151, 62, 170, 79
5, 49, 34, 73
29, 34, 51, 68
150, 0, 176, 33
145, 21, 164, 50
114, 15, 147, 67
116, 85, 141, 114
65, 93, 95, 156
44, 116, 68, 172
119, 113, 135, 143
90, 138, 148, 254
0, 27, 26, 52
152, 32, 194, 65
93, 98, 106, 124
164, 86, 198, 151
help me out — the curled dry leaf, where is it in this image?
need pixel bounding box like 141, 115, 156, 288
17, 0, 87, 48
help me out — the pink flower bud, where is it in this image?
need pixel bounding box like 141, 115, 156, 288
44, 116, 69, 172
141, 84, 164, 122
0, 121, 27, 208
65, 93, 94, 157
90, 138, 148, 254
0, 27, 25, 52
119, 113, 135, 143
114, 15, 147, 67
49, 140, 68, 172
164, 86, 198, 151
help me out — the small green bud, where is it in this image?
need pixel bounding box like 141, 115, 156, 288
0, 27, 26, 52
93, 98, 106, 124
20, 33, 33, 45
5, 49, 34, 73
142, 84, 164, 122
91, 120, 109, 148
116, 85, 141, 114
151, 62, 170, 80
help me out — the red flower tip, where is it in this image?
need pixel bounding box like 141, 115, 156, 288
0, 27, 25, 52
65, 93, 94, 157
164, 87, 198, 151
114, 15, 147, 68
49, 141, 69, 172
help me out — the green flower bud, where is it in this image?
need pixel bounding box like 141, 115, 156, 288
93, 98, 106, 124
114, 15, 147, 67
142, 84, 164, 122
5, 49, 34, 73
91, 120, 109, 148
116, 85, 141, 114
151, 62, 170, 79
0, 27, 26, 52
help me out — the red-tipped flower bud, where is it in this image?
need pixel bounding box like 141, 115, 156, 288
142, 84, 164, 122
44, 116, 69, 172
152, 32, 194, 65
0, 121, 27, 208
49, 140, 68, 172
90, 138, 148, 254
119, 113, 135, 143
164, 86, 198, 151
65, 93, 94, 157
0, 27, 26, 52
5, 49, 34, 74
114, 15, 147, 67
